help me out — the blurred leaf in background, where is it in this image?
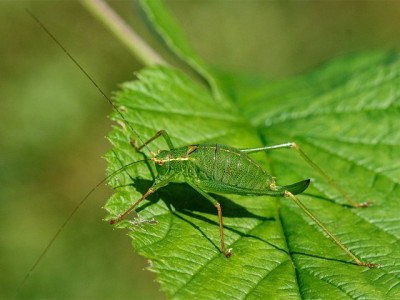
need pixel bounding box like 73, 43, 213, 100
1, 0, 400, 299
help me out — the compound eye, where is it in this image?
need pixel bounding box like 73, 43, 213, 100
157, 160, 164, 166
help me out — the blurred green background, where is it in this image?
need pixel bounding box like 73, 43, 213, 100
1, 1, 399, 299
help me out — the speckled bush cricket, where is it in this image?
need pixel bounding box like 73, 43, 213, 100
109, 130, 374, 269
22, 8, 377, 291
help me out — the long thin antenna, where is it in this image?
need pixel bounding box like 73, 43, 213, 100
21, 9, 153, 290
26, 9, 150, 152
18, 159, 148, 290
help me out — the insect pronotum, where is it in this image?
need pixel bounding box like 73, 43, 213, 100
22, 8, 377, 291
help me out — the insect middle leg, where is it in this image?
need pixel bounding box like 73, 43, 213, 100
131, 129, 174, 153
240, 143, 369, 208
187, 181, 232, 258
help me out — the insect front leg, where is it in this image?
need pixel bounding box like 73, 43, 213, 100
240, 143, 369, 208
186, 181, 232, 258
131, 129, 174, 153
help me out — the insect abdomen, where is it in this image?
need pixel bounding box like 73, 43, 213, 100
188, 143, 272, 192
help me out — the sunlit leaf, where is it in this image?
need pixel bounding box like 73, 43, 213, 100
105, 56, 400, 298
104, 1, 400, 298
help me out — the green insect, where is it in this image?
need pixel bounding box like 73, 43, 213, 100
109, 129, 374, 268
23, 10, 377, 291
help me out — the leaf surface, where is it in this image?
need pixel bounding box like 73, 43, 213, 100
104, 1, 400, 299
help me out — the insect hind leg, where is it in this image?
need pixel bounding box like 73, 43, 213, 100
240, 143, 370, 208
284, 191, 377, 269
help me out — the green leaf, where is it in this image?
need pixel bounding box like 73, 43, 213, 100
102, 1, 400, 298
105, 52, 400, 298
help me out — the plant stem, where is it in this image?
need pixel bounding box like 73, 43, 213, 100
81, 0, 167, 67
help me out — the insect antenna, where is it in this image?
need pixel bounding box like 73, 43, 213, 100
27, 9, 151, 154
18, 159, 149, 290
21, 10, 154, 290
